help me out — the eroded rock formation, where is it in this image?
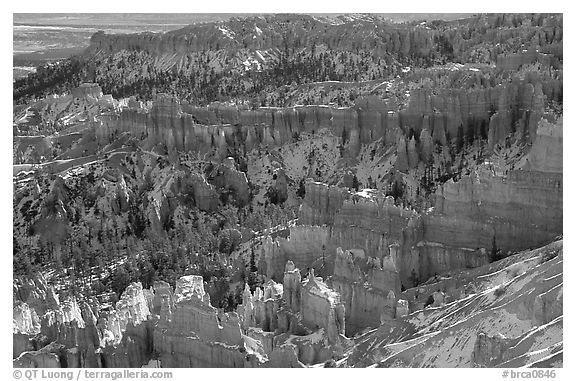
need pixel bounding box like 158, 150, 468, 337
329, 248, 400, 335
297, 117, 563, 287
13, 279, 154, 368
262, 225, 329, 281
12, 12, 563, 369
153, 275, 249, 367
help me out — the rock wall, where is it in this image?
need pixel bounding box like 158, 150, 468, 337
433, 166, 562, 252
13, 302, 40, 358
262, 225, 330, 281
153, 275, 250, 367
238, 282, 283, 333
522, 117, 562, 173
298, 181, 350, 226
282, 261, 302, 313
299, 269, 345, 345
96, 95, 402, 158
13, 343, 66, 368
14, 274, 60, 315
405, 242, 489, 288
496, 50, 560, 72
91, 72, 558, 175
472, 332, 516, 367
107, 266, 350, 367
330, 191, 419, 261
329, 248, 400, 335
297, 143, 562, 287
401, 79, 551, 148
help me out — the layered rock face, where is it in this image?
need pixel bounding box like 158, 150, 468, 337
298, 118, 563, 286
13, 303, 40, 359
434, 118, 563, 253
405, 241, 489, 288
96, 95, 401, 158
496, 49, 561, 72
153, 275, 249, 367
14, 276, 251, 368
91, 75, 559, 186
98, 283, 154, 368
121, 269, 351, 367
298, 184, 427, 285
14, 275, 60, 359
329, 248, 401, 335
300, 269, 346, 345
239, 282, 283, 334
401, 79, 554, 152
298, 181, 350, 226
98, 96, 228, 156
330, 191, 419, 262
522, 116, 562, 173
269, 262, 349, 363
261, 225, 329, 281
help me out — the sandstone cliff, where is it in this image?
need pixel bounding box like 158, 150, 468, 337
261, 225, 329, 281
522, 116, 562, 173
433, 164, 562, 253
329, 248, 400, 335
153, 275, 250, 367
297, 136, 562, 287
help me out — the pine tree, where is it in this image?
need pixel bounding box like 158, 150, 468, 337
296, 178, 306, 199
246, 248, 259, 291
249, 248, 258, 273
490, 235, 499, 262
409, 269, 419, 287
352, 175, 360, 192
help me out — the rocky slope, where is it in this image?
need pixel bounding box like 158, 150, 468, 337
345, 240, 563, 368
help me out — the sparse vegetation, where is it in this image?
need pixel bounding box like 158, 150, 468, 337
494, 285, 506, 297
540, 249, 560, 264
